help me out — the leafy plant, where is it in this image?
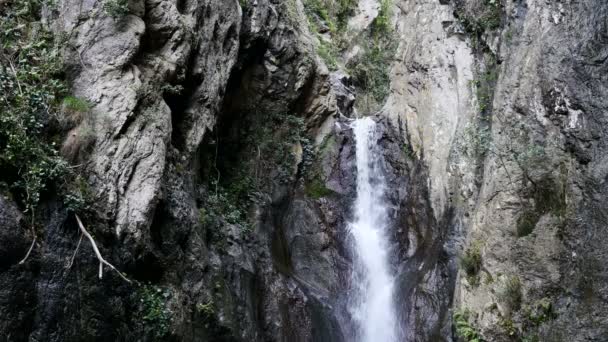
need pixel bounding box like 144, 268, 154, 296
138, 284, 172, 338
454, 309, 483, 342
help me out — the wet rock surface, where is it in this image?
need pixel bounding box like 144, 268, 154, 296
1, 0, 608, 341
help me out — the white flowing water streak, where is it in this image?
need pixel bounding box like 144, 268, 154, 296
348, 117, 398, 342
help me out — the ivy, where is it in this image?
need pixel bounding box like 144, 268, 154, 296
138, 284, 172, 338
0, 0, 70, 217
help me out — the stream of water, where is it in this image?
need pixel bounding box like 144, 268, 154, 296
347, 117, 398, 342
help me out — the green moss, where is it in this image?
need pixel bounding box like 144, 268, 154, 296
62, 96, 91, 113
305, 178, 334, 199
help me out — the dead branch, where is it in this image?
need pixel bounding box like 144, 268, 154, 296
75, 214, 131, 283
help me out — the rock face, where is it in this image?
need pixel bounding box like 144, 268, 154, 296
1, 0, 608, 341
385, 0, 608, 341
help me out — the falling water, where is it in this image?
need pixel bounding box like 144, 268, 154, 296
347, 117, 398, 342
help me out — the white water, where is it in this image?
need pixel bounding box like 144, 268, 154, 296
348, 117, 398, 342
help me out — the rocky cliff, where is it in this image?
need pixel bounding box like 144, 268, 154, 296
0, 0, 607, 341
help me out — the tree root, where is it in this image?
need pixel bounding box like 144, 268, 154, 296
18, 236, 36, 265
75, 214, 131, 283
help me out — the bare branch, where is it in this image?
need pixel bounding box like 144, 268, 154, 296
18, 237, 36, 265
75, 214, 131, 283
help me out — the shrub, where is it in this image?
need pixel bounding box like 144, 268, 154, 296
460, 241, 482, 276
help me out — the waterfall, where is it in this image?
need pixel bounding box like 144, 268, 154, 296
347, 117, 398, 342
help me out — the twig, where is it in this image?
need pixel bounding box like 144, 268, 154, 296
75, 214, 131, 283
66, 232, 84, 269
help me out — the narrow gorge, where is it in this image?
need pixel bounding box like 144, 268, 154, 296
0, 0, 607, 341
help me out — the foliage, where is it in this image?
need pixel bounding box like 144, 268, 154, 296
0, 0, 70, 217
103, 0, 130, 17
62, 175, 95, 213
454, 309, 483, 342
461, 121, 492, 160
348, 39, 396, 107
523, 297, 556, 326
138, 284, 172, 338
499, 317, 517, 337
460, 241, 482, 285
497, 275, 522, 312
371, 0, 392, 36
317, 39, 338, 70
456, 0, 501, 37
196, 300, 215, 318
202, 188, 251, 233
